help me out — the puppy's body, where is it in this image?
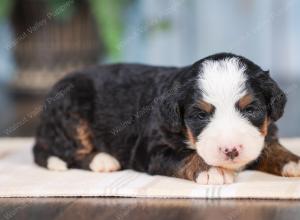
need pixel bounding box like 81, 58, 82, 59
34, 64, 188, 172
33, 53, 300, 184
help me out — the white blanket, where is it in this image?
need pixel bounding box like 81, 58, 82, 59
0, 138, 300, 199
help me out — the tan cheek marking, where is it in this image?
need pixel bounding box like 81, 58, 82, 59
186, 127, 196, 146
76, 119, 94, 159
260, 117, 269, 136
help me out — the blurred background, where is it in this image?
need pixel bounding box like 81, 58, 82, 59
0, 0, 299, 137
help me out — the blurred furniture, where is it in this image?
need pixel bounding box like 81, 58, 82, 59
6, 0, 103, 136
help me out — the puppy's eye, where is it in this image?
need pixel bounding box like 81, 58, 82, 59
244, 106, 255, 114
196, 111, 207, 119
191, 109, 208, 120
243, 104, 262, 115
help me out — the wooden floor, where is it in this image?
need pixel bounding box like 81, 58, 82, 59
0, 198, 300, 220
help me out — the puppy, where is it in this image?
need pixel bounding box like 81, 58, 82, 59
33, 53, 300, 184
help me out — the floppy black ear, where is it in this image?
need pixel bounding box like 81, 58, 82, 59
158, 95, 183, 133
258, 71, 287, 121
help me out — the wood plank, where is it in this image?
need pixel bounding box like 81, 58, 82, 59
1, 198, 300, 220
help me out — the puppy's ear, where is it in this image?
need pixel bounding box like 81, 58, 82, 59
258, 71, 287, 121
158, 95, 183, 133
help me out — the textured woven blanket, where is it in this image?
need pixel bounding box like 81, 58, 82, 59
0, 138, 300, 199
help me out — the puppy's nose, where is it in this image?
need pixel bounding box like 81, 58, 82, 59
225, 148, 239, 159
220, 145, 242, 160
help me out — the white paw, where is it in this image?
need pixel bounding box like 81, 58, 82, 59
196, 167, 235, 185
47, 156, 68, 171
89, 153, 121, 172
282, 161, 300, 177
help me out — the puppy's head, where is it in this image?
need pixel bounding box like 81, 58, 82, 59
160, 53, 286, 170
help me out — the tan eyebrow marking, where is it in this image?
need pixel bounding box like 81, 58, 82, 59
198, 99, 213, 113
260, 117, 269, 136
238, 94, 254, 109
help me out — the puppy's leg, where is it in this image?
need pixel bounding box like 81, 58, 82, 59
34, 74, 99, 171
34, 112, 96, 171
34, 112, 121, 172
247, 140, 300, 177
35, 115, 121, 172
147, 147, 235, 184
71, 117, 121, 172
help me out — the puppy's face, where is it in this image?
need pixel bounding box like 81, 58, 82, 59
183, 55, 286, 170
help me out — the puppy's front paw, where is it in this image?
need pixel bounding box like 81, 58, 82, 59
196, 167, 235, 185
282, 161, 300, 177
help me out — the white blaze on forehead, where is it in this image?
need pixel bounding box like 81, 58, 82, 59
198, 58, 247, 107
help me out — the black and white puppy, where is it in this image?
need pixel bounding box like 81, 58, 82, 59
33, 53, 300, 184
